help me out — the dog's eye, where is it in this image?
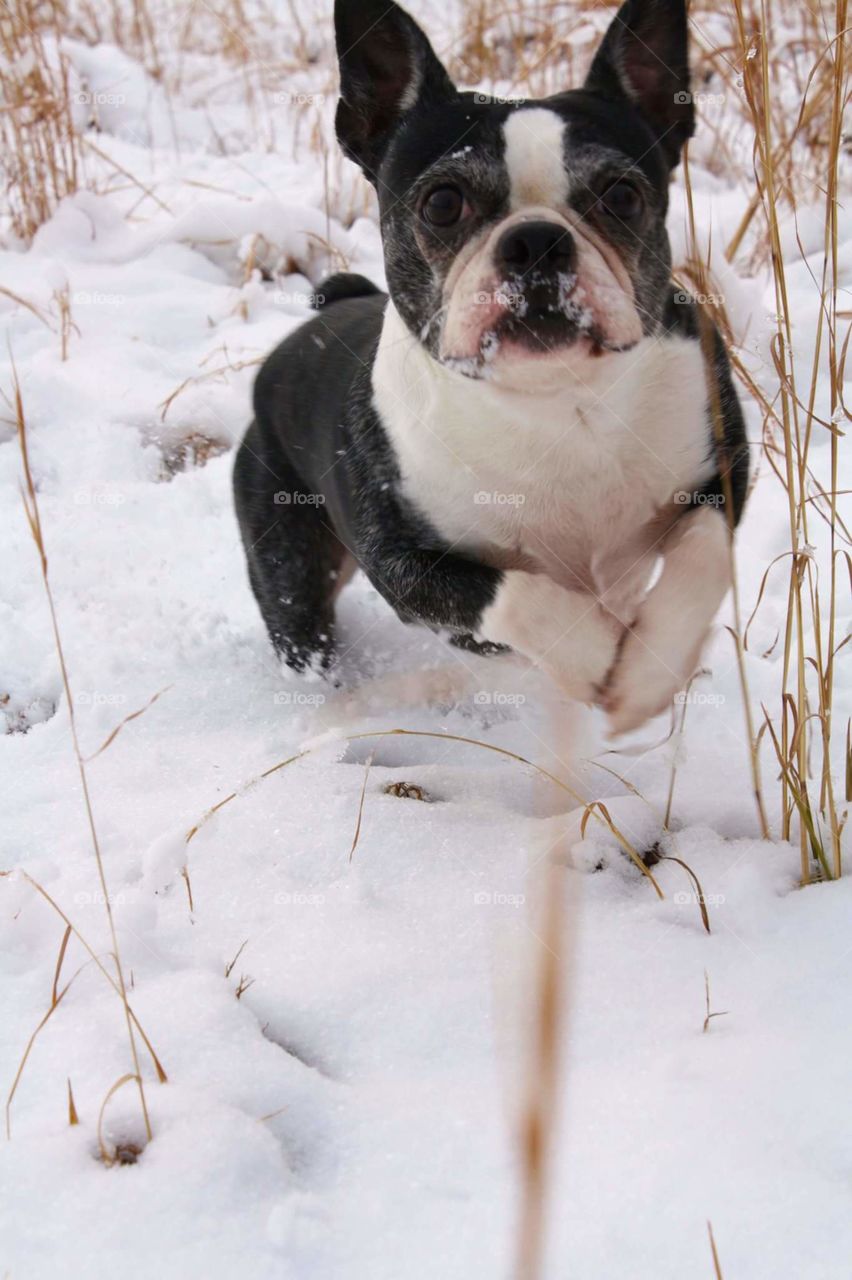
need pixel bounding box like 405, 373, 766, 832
421, 185, 466, 228
599, 181, 644, 222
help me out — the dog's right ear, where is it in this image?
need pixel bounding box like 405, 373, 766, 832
334, 0, 455, 179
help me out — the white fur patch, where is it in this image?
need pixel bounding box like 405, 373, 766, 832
503, 108, 569, 210
373, 301, 715, 634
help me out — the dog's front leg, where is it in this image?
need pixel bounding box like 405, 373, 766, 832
602, 507, 732, 734
476, 571, 623, 701
362, 547, 621, 702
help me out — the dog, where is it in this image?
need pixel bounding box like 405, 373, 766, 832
233, 0, 749, 734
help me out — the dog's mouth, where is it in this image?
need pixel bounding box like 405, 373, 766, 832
441, 271, 637, 378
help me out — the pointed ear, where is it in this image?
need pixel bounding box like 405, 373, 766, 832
584, 0, 694, 168
334, 0, 456, 179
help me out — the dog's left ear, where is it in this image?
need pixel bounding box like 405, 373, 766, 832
334, 0, 455, 180
584, 0, 694, 167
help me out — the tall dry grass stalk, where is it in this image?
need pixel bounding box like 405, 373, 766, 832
513, 698, 583, 1280
731, 0, 849, 881
0, 0, 80, 240
13, 368, 153, 1151
513, 859, 565, 1280
708, 1221, 726, 1277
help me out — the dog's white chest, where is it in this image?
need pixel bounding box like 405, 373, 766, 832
372, 304, 714, 603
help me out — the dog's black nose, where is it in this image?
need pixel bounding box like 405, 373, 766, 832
496, 221, 575, 275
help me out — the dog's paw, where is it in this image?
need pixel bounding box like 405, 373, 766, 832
541, 607, 622, 703
602, 627, 700, 735
478, 571, 622, 702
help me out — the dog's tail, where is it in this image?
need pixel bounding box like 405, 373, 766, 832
312, 272, 383, 310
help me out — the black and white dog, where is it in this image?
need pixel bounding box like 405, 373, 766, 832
234, 0, 748, 734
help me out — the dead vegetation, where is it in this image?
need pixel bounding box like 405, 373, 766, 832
0, 0, 81, 239
1, 0, 847, 1264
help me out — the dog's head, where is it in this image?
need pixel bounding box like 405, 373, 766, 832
334, 0, 694, 387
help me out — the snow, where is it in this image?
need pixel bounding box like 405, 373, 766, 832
1, 3, 850, 1277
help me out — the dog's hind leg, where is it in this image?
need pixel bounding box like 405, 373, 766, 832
233, 422, 349, 672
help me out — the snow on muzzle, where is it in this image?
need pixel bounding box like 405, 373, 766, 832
439, 206, 643, 366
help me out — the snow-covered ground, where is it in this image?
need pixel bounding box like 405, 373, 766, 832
1, 3, 850, 1277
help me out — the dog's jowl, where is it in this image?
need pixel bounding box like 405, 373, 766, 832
233, 0, 749, 734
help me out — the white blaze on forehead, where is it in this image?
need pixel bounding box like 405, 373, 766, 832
502, 108, 569, 210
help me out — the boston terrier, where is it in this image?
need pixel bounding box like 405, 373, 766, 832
233, 0, 749, 734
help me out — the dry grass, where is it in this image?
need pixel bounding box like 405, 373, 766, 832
703, 971, 729, 1033
11, 371, 159, 1155
512, 857, 566, 1280
0, 0, 81, 240
348, 753, 374, 862
708, 1220, 726, 1277
5, 374, 169, 1140
730, 0, 849, 881
183, 727, 665, 896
